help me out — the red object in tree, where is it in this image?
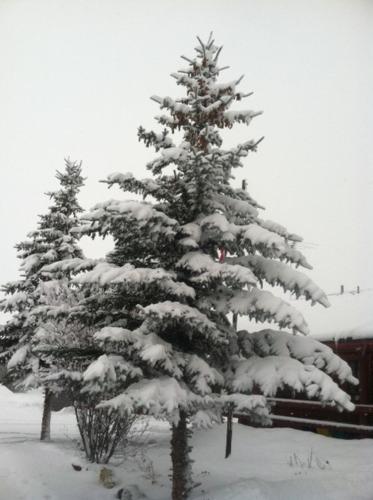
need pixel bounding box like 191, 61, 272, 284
219, 247, 226, 263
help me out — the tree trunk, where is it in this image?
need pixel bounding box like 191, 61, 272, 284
40, 387, 52, 441
171, 410, 192, 500
225, 405, 233, 458
232, 312, 238, 331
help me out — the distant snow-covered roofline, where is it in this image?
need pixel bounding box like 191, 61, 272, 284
298, 288, 373, 342
238, 288, 373, 343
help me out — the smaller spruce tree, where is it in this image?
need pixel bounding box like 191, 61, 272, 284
0, 159, 85, 440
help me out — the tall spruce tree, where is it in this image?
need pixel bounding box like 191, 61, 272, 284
0, 159, 84, 440
49, 36, 356, 498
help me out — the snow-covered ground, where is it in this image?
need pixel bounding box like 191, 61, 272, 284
1, 385, 373, 500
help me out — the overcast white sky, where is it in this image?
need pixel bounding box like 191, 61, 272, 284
0, 0, 372, 297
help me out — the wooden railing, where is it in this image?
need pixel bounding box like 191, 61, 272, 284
238, 397, 373, 434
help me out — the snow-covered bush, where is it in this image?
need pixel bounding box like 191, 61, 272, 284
75, 402, 137, 464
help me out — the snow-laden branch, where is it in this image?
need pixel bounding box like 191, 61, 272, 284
223, 109, 262, 127
232, 355, 355, 411
138, 301, 227, 344
151, 95, 192, 115
257, 218, 302, 243
96, 325, 225, 395
75, 262, 195, 299
82, 354, 142, 393
239, 224, 311, 268
95, 327, 185, 378
105, 172, 161, 197
98, 376, 210, 417
194, 213, 310, 268
81, 199, 178, 237
238, 329, 358, 386
41, 258, 99, 275
137, 127, 175, 151
219, 393, 270, 422
7, 345, 29, 369
213, 194, 259, 218
1, 291, 29, 312
190, 394, 270, 429
145, 142, 196, 173
210, 288, 309, 334
176, 251, 257, 286
228, 254, 329, 307
184, 354, 224, 395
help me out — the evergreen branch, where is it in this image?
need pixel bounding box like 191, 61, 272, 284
196, 36, 206, 59
181, 55, 193, 64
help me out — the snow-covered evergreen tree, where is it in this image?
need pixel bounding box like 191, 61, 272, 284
51, 36, 357, 498
0, 159, 84, 440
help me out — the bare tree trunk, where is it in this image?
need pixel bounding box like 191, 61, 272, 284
225, 313, 238, 458
171, 410, 193, 500
232, 312, 238, 331
225, 404, 233, 458
40, 387, 52, 441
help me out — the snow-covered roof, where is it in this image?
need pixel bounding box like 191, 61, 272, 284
293, 288, 373, 342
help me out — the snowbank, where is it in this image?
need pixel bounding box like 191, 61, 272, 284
0, 384, 15, 402
1, 389, 373, 499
